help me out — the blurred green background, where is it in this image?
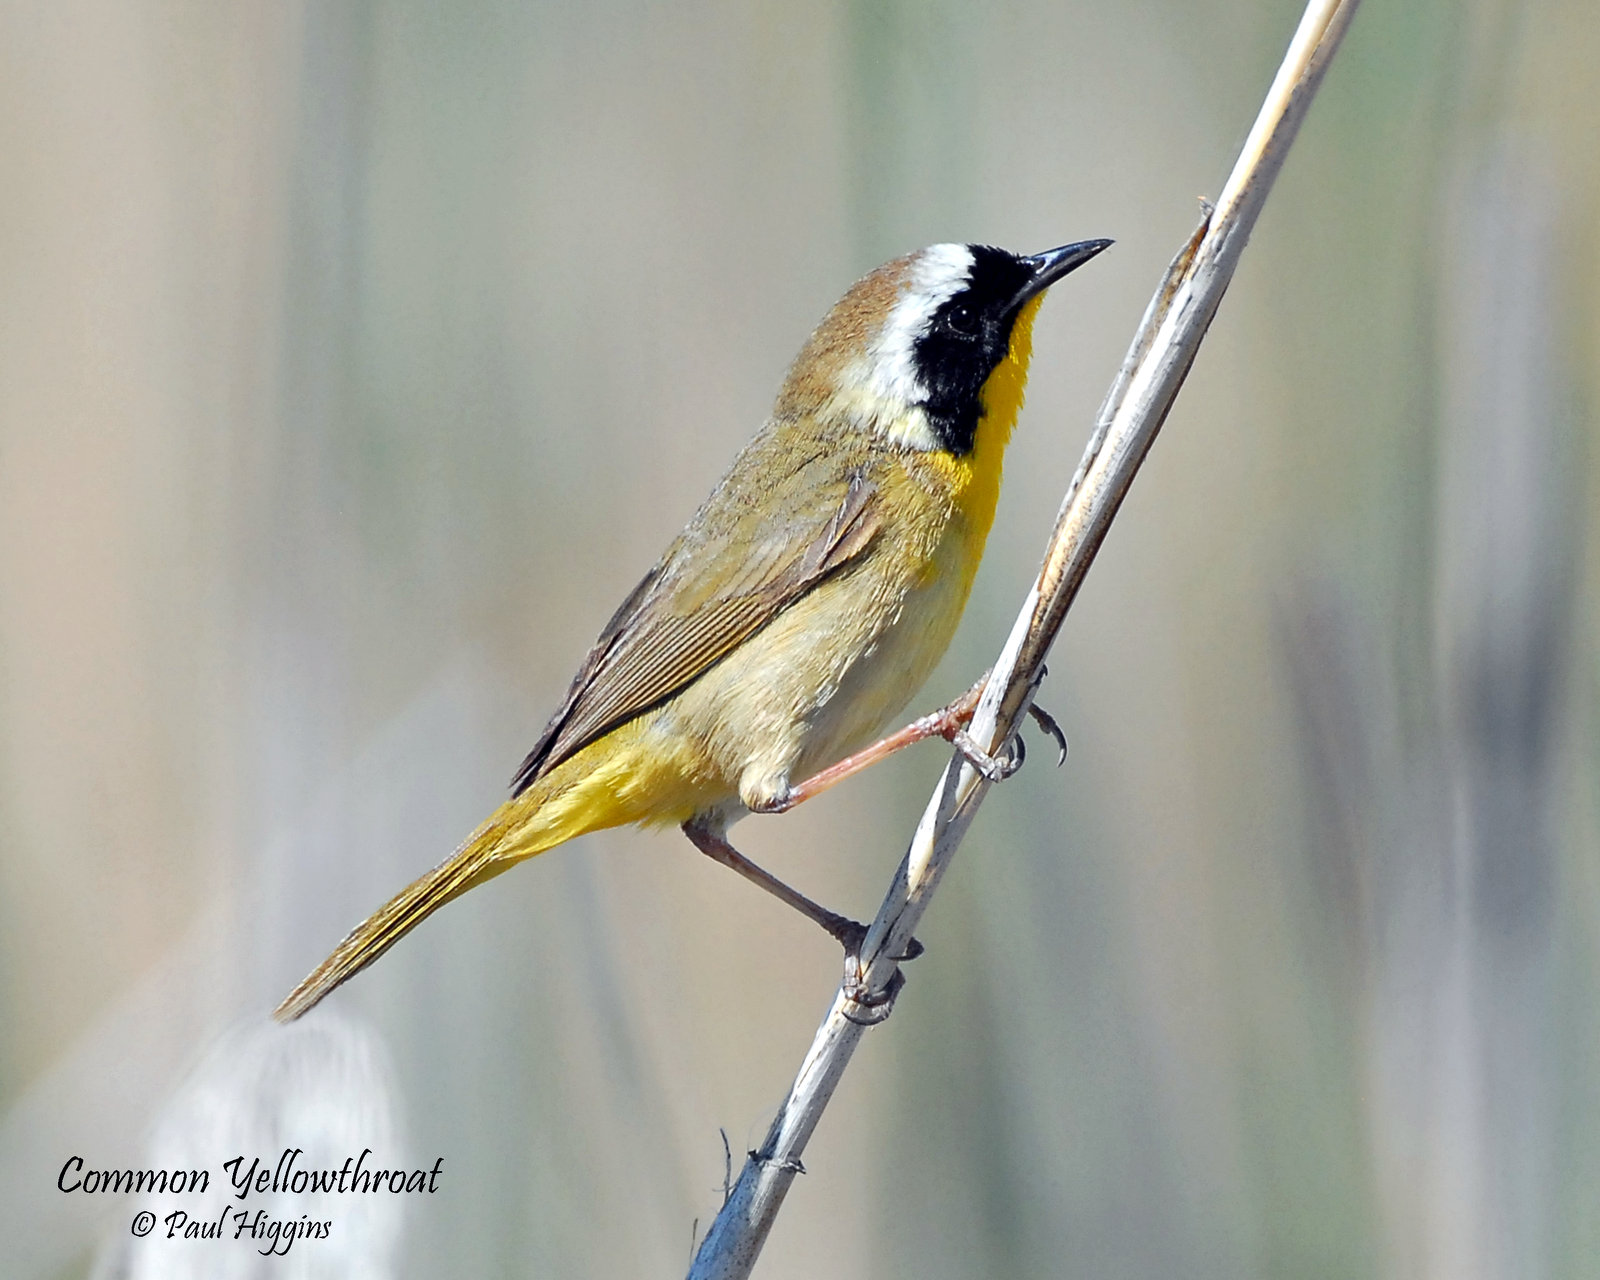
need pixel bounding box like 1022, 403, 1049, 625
2, 1, 1598, 1277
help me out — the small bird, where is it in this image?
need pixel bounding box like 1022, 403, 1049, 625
276, 238, 1111, 1021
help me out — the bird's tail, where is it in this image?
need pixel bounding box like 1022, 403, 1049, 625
273, 717, 691, 1022
274, 805, 533, 1022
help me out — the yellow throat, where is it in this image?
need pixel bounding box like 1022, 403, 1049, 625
929, 290, 1044, 584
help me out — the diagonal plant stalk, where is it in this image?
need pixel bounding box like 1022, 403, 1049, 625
688, 2, 1361, 1274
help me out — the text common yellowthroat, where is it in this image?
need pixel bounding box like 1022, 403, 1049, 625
276, 238, 1110, 1021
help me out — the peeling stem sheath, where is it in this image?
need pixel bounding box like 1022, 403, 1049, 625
687, 3, 1361, 1275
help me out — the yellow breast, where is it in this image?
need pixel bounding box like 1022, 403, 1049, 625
771, 290, 1045, 787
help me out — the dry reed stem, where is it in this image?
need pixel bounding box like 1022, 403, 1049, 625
688, 3, 1362, 1273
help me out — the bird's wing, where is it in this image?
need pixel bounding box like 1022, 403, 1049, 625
511, 433, 884, 794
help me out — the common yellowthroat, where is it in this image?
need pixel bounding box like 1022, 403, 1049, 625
276, 238, 1110, 1021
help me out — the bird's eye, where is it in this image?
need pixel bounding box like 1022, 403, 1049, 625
945, 303, 978, 335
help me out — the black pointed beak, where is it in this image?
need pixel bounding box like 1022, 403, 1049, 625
1011, 238, 1113, 311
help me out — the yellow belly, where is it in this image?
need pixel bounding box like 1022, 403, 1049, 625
675, 498, 982, 811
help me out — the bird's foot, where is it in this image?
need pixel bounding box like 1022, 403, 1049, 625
1023, 662, 1068, 766
1027, 700, 1069, 766
818, 912, 922, 1023
947, 727, 1026, 782
939, 663, 1067, 779
841, 967, 906, 1025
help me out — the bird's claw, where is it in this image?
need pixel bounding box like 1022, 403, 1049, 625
825, 917, 922, 1024
1026, 702, 1068, 766
941, 663, 1065, 779
1023, 663, 1067, 766
950, 728, 1025, 782
842, 965, 906, 1025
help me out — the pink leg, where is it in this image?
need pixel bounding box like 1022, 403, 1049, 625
682, 818, 866, 950
681, 817, 925, 992
752, 676, 1064, 816
751, 685, 984, 815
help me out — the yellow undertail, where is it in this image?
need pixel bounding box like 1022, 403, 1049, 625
273, 717, 710, 1021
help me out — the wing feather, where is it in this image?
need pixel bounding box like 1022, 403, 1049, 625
511, 435, 883, 795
